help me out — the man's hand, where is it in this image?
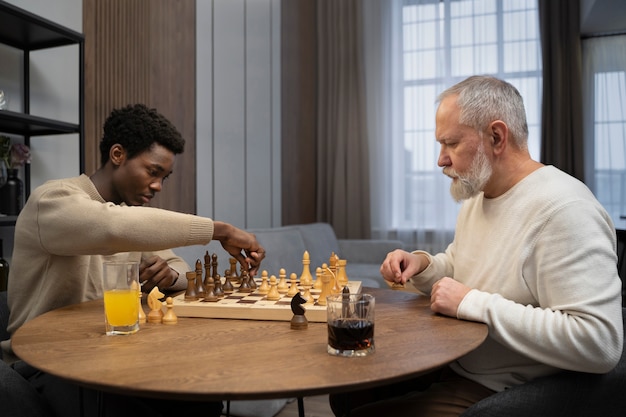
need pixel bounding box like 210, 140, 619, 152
430, 277, 471, 317
213, 221, 266, 276
380, 249, 429, 285
139, 255, 178, 293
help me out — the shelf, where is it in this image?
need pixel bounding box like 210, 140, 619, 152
0, 1, 84, 225
0, 2, 83, 50
0, 216, 17, 226
0, 110, 79, 136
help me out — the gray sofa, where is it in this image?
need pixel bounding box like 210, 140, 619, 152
175, 222, 403, 289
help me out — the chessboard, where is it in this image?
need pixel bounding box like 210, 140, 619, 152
166, 279, 362, 323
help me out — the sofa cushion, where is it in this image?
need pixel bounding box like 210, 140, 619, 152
248, 227, 308, 278
294, 223, 341, 267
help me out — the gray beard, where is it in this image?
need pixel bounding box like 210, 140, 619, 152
446, 146, 492, 202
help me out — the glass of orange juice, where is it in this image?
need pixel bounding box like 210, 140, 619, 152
102, 261, 140, 335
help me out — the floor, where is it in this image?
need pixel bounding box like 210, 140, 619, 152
222, 395, 334, 417
274, 395, 334, 417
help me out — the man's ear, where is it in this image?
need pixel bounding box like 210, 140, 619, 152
108, 144, 126, 167
489, 120, 508, 155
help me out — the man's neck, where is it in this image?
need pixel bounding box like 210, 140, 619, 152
484, 156, 544, 198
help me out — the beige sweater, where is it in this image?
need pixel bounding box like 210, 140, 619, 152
2, 174, 214, 361
412, 166, 623, 392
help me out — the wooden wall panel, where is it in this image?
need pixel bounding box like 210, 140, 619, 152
280, 0, 317, 225
148, 0, 196, 213
83, 0, 195, 214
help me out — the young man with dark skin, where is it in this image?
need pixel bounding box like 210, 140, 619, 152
2, 103, 265, 417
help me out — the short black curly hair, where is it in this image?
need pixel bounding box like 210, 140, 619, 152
99, 104, 185, 166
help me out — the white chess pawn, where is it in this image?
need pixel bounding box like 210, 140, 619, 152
287, 273, 299, 297
266, 275, 281, 301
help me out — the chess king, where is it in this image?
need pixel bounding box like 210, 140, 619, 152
3, 103, 265, 417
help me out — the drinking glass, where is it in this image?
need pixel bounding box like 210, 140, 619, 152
102, 261, 140, 335
327, 293, 375, 357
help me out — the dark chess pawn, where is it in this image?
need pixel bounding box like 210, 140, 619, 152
243, 270, 257, 290
222, 269, 234, 294
239, 272, 252, 293
213, 273, 224, 298
202, 277, 218, 302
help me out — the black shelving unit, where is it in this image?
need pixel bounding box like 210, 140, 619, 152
0, 2, 84, 226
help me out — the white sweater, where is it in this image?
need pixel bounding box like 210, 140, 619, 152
412, 166, 623, 392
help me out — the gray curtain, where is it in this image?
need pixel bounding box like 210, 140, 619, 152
539, 0, 585, 181
316, 0, 371, 239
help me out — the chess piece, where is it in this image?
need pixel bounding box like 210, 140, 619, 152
287, 272, 299, 297
317, 265, 332, 306
203, 252, 212, 288
325, 262, 341, 295
195, 259, 206, 298
147, 287, 165, 324
329, 253, 338, 277
299, 250, 313, 287
266, 275, 281, 301
239, 271, 252, 293
336, 259, 349, 287
222, 269, 234, 294
290, 292, 308, 330
244, 270, 257, 290
302, 285, 315, 305
229, 258, 240, 283
212, 253, 219, 281
184, 271, 199, 301
137, 291, 146, 324
313, 266, 323, 289
162, 297, 178, 325
202, 277, 219, 301
258, 270, 270, 294
204, 250, 211, 270
213, 273, 224, 297
277, 268, 288, 294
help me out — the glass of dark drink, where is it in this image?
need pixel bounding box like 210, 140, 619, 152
327, 292, 375, 357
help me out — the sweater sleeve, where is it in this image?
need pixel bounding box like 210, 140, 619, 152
409, 245, 456, 294
457, 200, 623, 374
30, 182, 214, 255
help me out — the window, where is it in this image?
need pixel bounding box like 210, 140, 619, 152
582, 35, 626, 228
367, 0, 542, 251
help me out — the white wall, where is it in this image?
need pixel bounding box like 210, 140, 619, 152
0, 0, 281, 263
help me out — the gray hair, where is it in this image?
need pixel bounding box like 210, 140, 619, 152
437, 76, 529, 149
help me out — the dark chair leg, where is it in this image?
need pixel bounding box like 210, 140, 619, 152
298, 397, 305, 417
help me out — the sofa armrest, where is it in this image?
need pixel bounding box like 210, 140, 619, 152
338, 239, 404, 265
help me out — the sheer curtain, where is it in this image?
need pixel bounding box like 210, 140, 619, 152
582, 35, 626, 229
363, 0, 542, 253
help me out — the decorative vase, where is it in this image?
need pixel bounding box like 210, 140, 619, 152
0, 168, 23, 215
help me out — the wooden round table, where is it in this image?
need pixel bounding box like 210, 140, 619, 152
12, 287, 488, 401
